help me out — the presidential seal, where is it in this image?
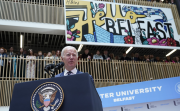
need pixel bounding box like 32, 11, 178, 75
31, 82, 64, 111
175, 82, 180, 94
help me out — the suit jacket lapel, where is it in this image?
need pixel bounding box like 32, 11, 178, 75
60, 71, 64, 77
77, 70, 80, 74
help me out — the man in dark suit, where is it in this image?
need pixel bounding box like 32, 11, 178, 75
7, 47, 16, 77
55, 46, 94, 82
0, 48, 7, 77
150, 55, 157, 62
7, 47, 16, 57
102, 50, 111, 60
120, 52, 131, 61
81, 48, 91, 59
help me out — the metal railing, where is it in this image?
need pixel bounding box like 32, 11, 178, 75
0, 0, 64, 24
1, 56, 179, 82
0, 56, 180, 106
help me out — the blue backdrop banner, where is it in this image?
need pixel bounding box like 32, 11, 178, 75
96, 76, 180, 108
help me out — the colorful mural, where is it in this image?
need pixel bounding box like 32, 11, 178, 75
65, 0, 180, 48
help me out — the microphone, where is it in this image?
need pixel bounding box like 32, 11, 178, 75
55, 62, 64, 70
44, 64, 55, 73
44, 62, 64, 78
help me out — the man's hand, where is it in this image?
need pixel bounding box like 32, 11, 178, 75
107, 57, 110, 60
87, 56, 91, 59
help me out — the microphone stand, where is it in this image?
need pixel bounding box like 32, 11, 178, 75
50, 69, 56, 78
48, 69, 58, 78
44, 69, 56, 78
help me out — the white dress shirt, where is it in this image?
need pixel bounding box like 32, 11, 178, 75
64, 67, 77, 76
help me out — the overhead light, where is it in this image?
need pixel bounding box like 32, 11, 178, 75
166, 49, 177, 56
20, 34, 23, 48
78, 44, 83, 52
126, 47, 133, 54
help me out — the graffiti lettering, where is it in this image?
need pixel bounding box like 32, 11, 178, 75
164, 23, 172, 38
66, 0, 79, 5
105, 18, 132, 36
105, 18, 116, 34
156, 22, 166, 39
66, 3, 146, 41
147, 21, 155, 38
65, 0, 179, 47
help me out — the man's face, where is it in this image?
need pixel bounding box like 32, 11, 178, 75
61, 48, 78, 70
104, 51, 108, 55
123, 53, 126, 57
96, 51, 100, 55
150, 55, 154, 58
20, 48, 23, 53
156, 57, 160, 61
176, 57, 179, 61
52, 51, 55, 55
10, 47, 13, 52
56, 51, 60, 56
85, 49, 89, 54
1, 49, 4, 54
135, 53, 139, 57
146, 55, 149, 59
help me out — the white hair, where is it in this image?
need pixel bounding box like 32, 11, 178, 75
61, 46, 78, 58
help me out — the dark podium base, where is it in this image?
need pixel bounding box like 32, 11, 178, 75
9, 73, 103, 111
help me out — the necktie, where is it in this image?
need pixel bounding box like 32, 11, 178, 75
67, 71, 72, 76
